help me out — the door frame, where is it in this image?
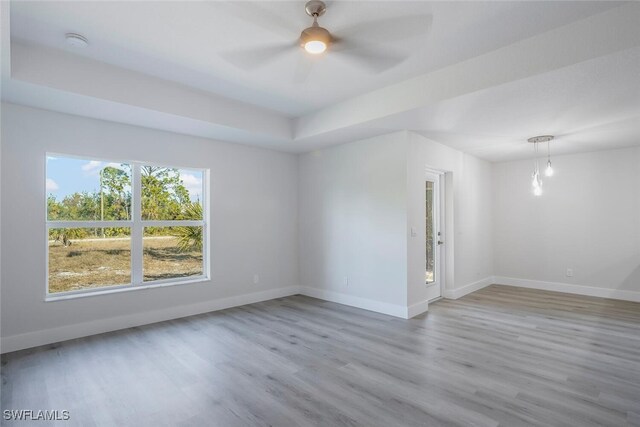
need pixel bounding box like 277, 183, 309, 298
425, 168, 446, 301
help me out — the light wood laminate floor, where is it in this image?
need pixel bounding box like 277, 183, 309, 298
2, 285, 640, 426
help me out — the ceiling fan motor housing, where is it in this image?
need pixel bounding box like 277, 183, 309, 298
300, 25, 331, 48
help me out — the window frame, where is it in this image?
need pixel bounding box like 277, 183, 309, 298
45, 153, 210, 301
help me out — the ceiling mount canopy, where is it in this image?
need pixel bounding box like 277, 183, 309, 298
527, 135, 554, 144
304, 0, 326, 18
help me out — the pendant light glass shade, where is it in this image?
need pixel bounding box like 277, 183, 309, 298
545, 160, 554, 177
532, 170, 540, 188
532, 169, 542, 195
544, 139, 553, 177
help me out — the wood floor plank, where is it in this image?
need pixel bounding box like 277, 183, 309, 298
2, 285, 639, 426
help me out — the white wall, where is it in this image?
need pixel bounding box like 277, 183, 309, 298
298, 131, 494, 316
0, 103, 299, 351
298, 132, 410, 316
3, 103, 637, 353
493, 146, 640, 299
407, 133, 494, 305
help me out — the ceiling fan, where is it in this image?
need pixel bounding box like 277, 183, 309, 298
221, 1, 431, 81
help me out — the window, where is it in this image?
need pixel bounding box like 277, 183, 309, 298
46, 155, 207, 297
425, 180, 435, 284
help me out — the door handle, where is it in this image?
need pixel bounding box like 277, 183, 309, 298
437, 240, 444, 245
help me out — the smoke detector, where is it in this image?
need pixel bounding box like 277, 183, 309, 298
65, 33, 88, 48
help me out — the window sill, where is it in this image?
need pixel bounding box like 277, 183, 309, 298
45, 276, 210, 302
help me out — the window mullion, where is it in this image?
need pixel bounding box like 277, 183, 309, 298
131, 163, 143, 285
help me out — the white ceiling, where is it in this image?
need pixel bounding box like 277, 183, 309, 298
3, 1, 640, 162
397, 46, 640, 161
10, 1, 619, 116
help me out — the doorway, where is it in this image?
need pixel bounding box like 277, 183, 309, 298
425, 171, 444, 301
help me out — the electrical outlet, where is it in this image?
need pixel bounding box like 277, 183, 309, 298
566, 268, 573, 277
343, 276, 349, 287
253, 274, 259, 284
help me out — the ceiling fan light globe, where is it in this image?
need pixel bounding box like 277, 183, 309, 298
300, 26, 331, 54
304, 40, 327, 54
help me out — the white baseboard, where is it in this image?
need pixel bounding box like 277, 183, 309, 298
8, 275, 634, 353
493, 276, 640, 302
2, 285, 428, 353
299, 286, 411, 319
1, 286, 300, 354
407, 300, 429, 318
443, 276, 494, 299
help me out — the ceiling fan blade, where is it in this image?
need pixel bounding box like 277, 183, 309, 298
293, 55, 315, 84
221, 42, 297, 70
334, 14, 432, 45
216, 2, 299, 40
332, 39, 408, 73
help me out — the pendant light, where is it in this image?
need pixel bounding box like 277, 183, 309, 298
545, 138, 554, 177
528, 135, 554, 196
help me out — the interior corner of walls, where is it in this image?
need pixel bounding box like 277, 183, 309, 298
444, 276, 494, 300
299, 286, 410, 319
491, 148, 640, 305
493, 276, 640, 303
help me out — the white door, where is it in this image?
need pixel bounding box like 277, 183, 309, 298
425, 172, 444, 301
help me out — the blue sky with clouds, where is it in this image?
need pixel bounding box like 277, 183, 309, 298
47, 156, 203, 201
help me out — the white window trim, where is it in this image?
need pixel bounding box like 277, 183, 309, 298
45, 157, 210, 301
